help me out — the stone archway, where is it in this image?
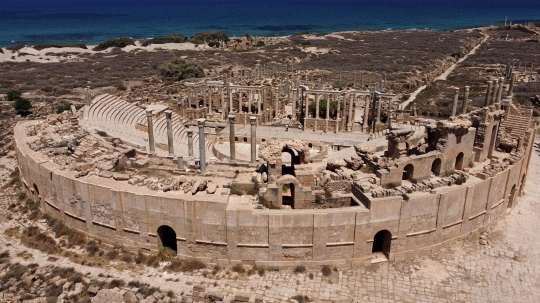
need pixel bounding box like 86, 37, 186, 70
431, 158, 442, 176
157, 225, 177, 252
372, 230, 392, 259
276, 175, 301, 209
455, 152, 464, 170
402, 164, 414, 181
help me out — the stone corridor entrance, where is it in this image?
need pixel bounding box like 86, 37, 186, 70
372, 230, 392, 259
157, 225, 177, 252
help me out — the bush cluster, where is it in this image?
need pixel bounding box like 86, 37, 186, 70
142, 34, 187, 46
93, 37, 135, 51
189, 31, 229, 45
6, 90, 32, 114
157, 58, 205, 81
33, 43, 87, 51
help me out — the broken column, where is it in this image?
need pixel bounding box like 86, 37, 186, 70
508, 72, 515, 96
484, 81, 493, 107
462, 86, 469, 115
146, 110, 155, 154
197, 119, 206, 172
451, 88, 459, 117
347, 94, 354, 132
85, 87, 91, 106
229, 115, 236, 164
187, 129, 194, 158
165, 110, 174, 157
491, 79, 499, 105
177, 156, 184, 169
496, 77, 504, 104
250, 116, 257, 164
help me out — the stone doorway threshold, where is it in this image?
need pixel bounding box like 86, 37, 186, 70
371, 252, 389, 264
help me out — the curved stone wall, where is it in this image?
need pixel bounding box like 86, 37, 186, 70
14, 121, 533, 267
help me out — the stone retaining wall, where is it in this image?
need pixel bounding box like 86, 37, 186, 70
14, 121, 533, 267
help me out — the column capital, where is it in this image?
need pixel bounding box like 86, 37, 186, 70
146, 110, 153, 117
228, 115, 235, 123
165, 110, 173, 119
187, 129, 193, 136
464, 86, 470, 91
250, 116, 257, 125
197, 118, 206, 127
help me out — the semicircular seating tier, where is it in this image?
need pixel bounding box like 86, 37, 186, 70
80, 94, 213, 158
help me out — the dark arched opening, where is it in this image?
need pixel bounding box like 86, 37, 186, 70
33, 183, 40, 196
455, 152, 464, 170
157, 225, 177, 252
243, 137, 248, 143
282, 183, 295, 209
372, 230, 392, 259
431, 158, 442, 176
402, 164, 414, 181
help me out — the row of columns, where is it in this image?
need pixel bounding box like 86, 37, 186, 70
145, 110, 209, 171
484, 77, 506, 107
450, 86, 470, 117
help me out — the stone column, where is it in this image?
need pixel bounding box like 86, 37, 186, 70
196, 86, 200, 109
315, 93, 320, 119
228, 86, 233, 113
485, 81, 493, 107
347, 94, 354, 131
275, 87, 279, 117
177, 156, 184, 170
325, 94, 330, 132
197, 119, 206, 172
293, 88, 298, 120
146, 110, 155, 154
249, 89, 254, 114
491, 79, 499, 105
257, 89, 261, 114
336, 93, 341, 132
220, 87, 225, 119
85, 87, 91, 106
228, 115, 236, 164
376, 95, 382, 123
250, 116, 257, 164
508, 73, 515, 96
187, 129, 194, 158
496, 77, 504, 104
165, 110, 174, 157
387, 98, 394, 129
462, 86, 469, 115
188, 87, 192, 108
451, 88, 459, 117
363, 94, 370, 133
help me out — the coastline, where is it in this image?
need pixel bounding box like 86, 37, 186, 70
0, 26, 487, 65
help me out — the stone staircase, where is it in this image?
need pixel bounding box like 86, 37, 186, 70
499, 104, 533, 142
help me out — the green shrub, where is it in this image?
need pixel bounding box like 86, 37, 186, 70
255, 41, 265, 47
301, 41, 311, 46
33, 43, 87, 51
157, 58, 205, 81
232, 263, 245, 274
189, 31, 229, 44
142, 34, 187, 46
208, 41, 219, 48
6, 44, 25, 52
93, 37, 135, 51
7, 90, 21, 101
56, 103, 72, 114
13, 98, 32, 114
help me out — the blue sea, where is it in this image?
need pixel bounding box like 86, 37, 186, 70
0, 0, 539, 47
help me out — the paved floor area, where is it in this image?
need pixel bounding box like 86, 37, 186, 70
1, 144, 540, 302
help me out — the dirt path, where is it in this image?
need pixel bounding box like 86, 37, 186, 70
400, 32, 489, 110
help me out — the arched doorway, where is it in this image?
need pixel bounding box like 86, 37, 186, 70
372, 230, 392, 259
402, 164, 414, 181
157, 225, 177, 252
282, 148, 298, 176
455, 152, 464, 170
508, 185, 517, 208
277, 175, 301, 209
431, 158, 442, 176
